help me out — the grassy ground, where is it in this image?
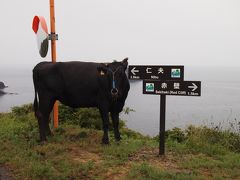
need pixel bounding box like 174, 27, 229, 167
0, 105, 240, 179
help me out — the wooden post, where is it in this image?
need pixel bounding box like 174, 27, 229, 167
159, 95, 166, 155
49, 0, 58, 128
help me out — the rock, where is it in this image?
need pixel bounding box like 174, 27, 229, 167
0, 82, 7, 89
0, 83, 16, 96
0, 90, 18, 96
0, 90, 6, 95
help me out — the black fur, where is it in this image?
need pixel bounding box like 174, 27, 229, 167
32, 58, 130, 144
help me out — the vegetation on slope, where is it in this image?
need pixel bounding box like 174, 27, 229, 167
0, 104, 240, 179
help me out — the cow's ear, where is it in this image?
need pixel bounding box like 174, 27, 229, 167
97, 65, 108, 76
122, 57, 128, 70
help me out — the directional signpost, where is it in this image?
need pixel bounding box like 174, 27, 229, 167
128, 65, 201, 156
129, 65, 184, 81
143, 80, 201, 96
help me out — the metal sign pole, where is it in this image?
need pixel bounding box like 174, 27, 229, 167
159, 95, 166, 156
49, 0, 58, 128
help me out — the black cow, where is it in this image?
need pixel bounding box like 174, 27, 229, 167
33, 58, 130, 144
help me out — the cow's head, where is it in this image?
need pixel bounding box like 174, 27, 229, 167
97, 58, 129, 100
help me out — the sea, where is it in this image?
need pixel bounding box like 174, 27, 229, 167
0, 66, 240, 136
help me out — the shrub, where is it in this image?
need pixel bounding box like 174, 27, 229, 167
186, 125, 240, 153
154, 127, 186, 143
58, 104, 126, 130
58, 104, 101, 129
10, 103, 128, 131
155, 125, 240, 153
11, 104, 33, 116
121, 128, 145, 139
165, 127, 186, 143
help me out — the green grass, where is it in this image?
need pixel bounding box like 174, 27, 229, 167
0, 104, 240, 179
127, 163, 204, 180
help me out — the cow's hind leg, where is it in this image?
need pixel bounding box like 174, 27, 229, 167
38, 94, 55, 142
44, 114, 53, 137
36, 111, 47, 142
111, 112, 121, 142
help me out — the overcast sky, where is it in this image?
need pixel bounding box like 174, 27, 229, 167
0, 0, 240, 68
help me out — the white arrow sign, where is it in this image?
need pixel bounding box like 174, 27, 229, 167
131, 67, 139, 75
188, 83, 198, 91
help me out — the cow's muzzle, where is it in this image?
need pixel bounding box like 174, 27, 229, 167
110, 67, 121, 100
111, 88, 118, 97
111, 80, 118, 100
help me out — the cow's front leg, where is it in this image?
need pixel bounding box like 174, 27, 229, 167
99, 108, 110, 144
111, 112, 121, 142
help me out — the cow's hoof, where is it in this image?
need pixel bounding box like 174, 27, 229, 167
102, 138, 109, 145
37, 139, 47, 145
115, 136, 121, 142
46, 131, 53, 137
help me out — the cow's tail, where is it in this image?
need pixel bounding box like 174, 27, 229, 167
33, 72, 39, 116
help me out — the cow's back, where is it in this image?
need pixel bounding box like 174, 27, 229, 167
33, 61, 102, 108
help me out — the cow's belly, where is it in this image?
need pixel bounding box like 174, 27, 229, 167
58, 94, 98, 108
56, 83, 100, 108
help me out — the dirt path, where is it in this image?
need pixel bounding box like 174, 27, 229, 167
0, 166, 12, 180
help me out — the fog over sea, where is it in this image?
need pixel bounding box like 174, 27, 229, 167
0, 66, 240, 136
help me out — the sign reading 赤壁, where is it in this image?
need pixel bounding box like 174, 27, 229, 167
128, 65, 184, 81
143, 80, 201, 96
